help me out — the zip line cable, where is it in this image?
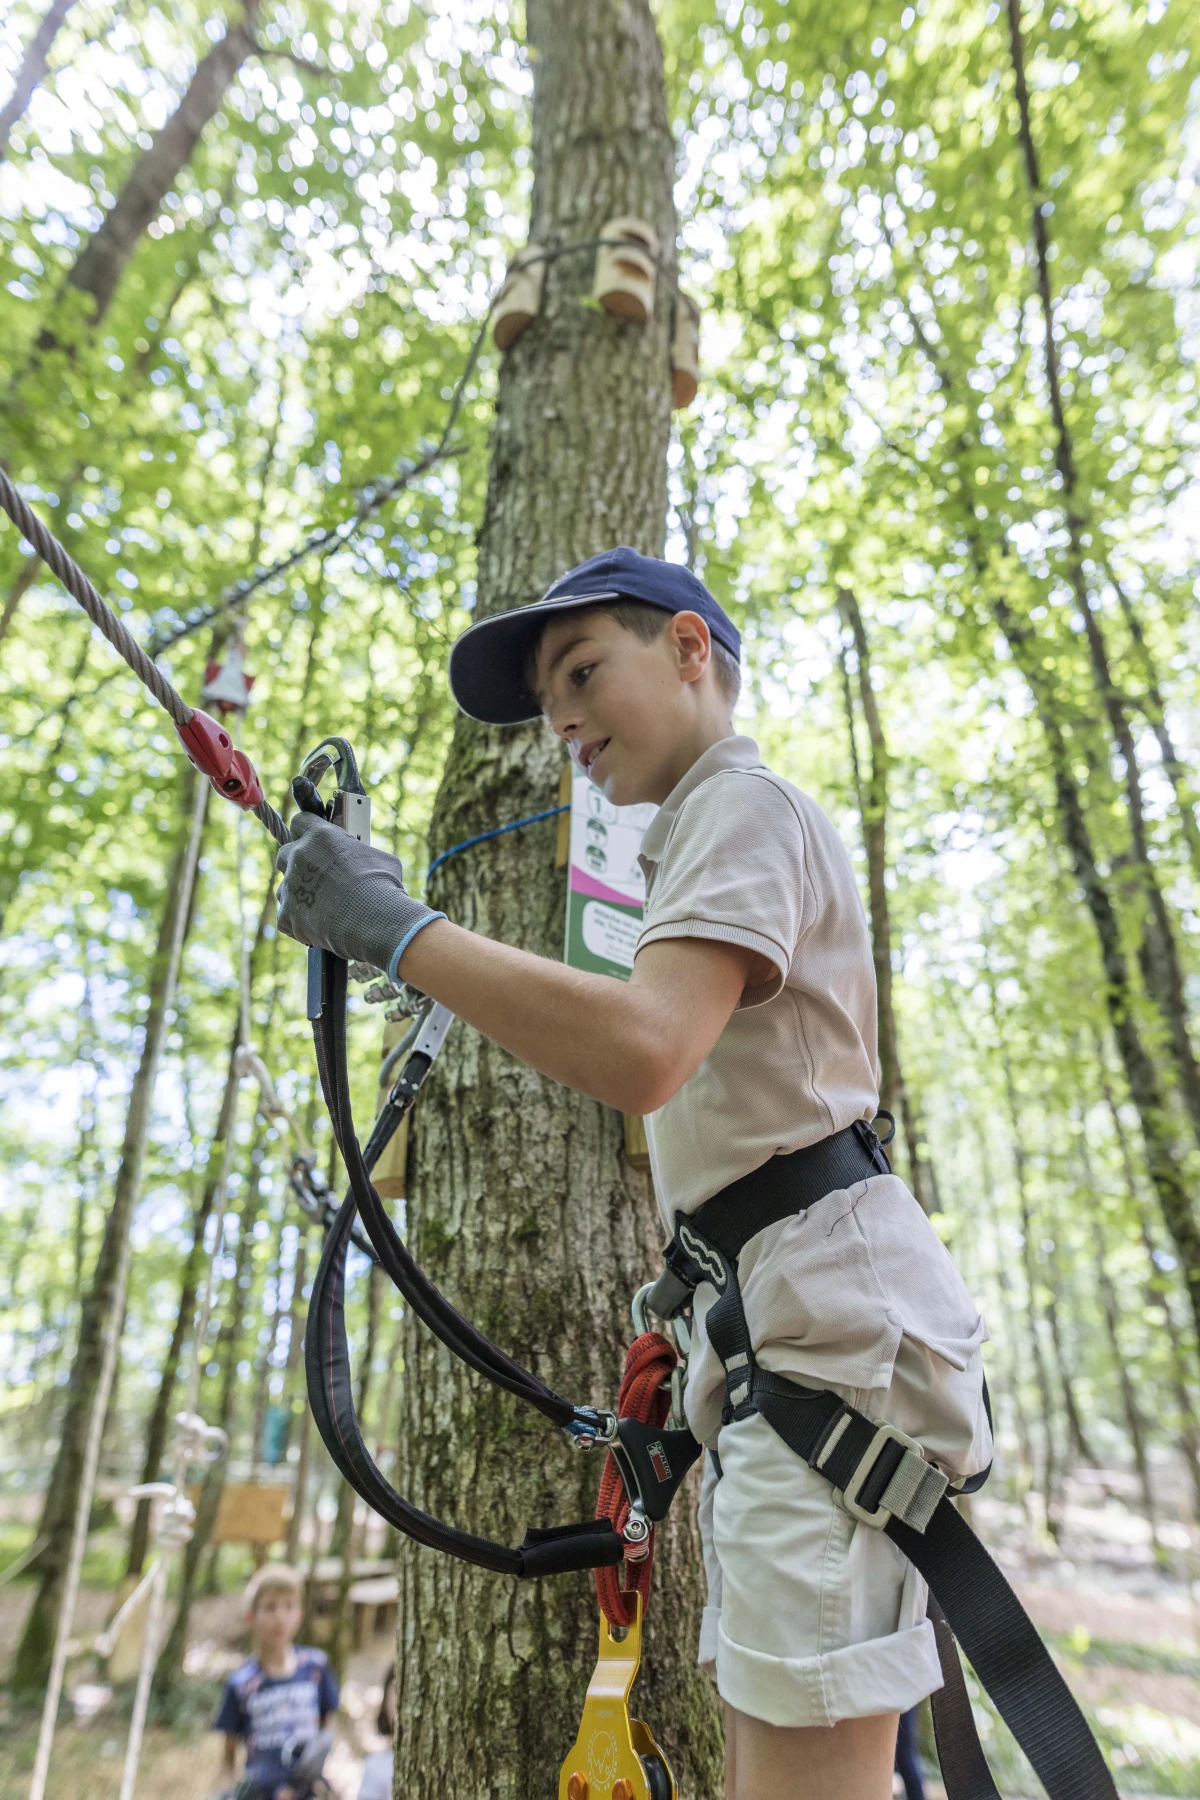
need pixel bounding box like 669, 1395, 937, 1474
0, 467, 290, 847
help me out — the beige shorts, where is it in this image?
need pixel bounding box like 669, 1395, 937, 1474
697, 1343, 991, 1728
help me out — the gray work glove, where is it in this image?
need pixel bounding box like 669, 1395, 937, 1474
275, 812, 444, 977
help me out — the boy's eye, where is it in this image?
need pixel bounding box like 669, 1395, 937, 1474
568, 662, 594, 688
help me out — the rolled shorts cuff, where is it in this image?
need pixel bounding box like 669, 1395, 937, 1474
711, 1612, 943, 1728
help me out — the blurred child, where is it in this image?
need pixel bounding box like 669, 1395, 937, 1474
356, 1666, 395, 1800
214, 1564, 338, 1800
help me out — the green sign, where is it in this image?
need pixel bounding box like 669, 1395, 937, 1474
563, 765, 657, 981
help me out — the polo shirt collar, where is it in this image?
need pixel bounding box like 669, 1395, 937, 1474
638, 734, 763, 870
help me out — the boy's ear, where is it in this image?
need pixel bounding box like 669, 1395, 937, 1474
669, 610, 712, 683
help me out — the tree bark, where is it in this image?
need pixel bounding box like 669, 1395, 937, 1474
58, 3, 259, 326
394, 5, 721, 1796
11, 773, 208, 1693
0, 0, 75, 162
835, 586, 935, 1212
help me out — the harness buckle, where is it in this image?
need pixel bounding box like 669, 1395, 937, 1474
838, 1422, 946, 1531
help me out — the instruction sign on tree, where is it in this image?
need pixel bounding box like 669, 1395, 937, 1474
563, 765, 657, 980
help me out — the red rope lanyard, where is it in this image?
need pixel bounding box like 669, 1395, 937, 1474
594, 1331, 678, 1628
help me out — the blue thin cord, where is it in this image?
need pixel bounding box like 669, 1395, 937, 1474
425, 804, 569, 887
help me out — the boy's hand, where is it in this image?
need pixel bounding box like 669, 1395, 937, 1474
275, 813, 444, 974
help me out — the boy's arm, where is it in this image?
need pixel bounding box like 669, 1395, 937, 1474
403, 922, 757, 1113
221, 1735, 240, 1776
276, 814, 769, 1112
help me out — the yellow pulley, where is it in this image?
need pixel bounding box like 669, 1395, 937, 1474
558, 1595, 676, 1800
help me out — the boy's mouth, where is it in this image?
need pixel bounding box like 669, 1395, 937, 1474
580, 738, 610, 777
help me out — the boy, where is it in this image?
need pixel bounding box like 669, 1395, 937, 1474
275, 547, 991, 1800
214, 1564, 338, 1799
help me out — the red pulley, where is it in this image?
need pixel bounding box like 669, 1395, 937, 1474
176, 709, 265, 810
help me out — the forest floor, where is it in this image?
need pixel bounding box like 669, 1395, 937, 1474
0, 1467, 1198, 1799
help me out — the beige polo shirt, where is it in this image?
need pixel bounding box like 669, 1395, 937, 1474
635, 736, 989, 1466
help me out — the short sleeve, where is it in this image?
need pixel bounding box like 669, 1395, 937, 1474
317, 1656, 340, 1717
214, 1677, 246, 1737
636, 773, 806, 1006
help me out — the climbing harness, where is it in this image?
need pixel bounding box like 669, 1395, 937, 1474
643, 1118, 1119, 1800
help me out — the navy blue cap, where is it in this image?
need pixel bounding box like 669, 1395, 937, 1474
448, 546, 741, 724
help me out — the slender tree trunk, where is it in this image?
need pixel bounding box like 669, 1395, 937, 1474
979, 1140, 1037, 1500
1036, 1195, 1098, 1470
0, 0, 75, 162
835, 586, 935, 1211
156, 1129, 268, 1695
998, 1050, 1061, 1534
53, 3, 260, 328
0, 555, 38, 650
11, 774, 208, 1693
887, 199, 1200, 1355
395, 6, 721, 1795
328, 1264, 382, 1679
126, 878, 275, 1576
1105, 563, 1200, 882
1098, 1051, 1200, 1521
1006, 0, 1200, 1153
249, 1212, 288, 1467
1089, 1208, 1160, 1548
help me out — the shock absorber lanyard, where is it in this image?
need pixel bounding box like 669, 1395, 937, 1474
295, 740, 679, 1580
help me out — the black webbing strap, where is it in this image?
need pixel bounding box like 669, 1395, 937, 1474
673, 1218, 1116, 1800
928, 1599, 1002, 1800
304, 950, 625, 1580
667, 1117, 891, 1268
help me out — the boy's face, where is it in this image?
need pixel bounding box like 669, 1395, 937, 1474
249, 1587, 302, 1650
534, 608, 712, 807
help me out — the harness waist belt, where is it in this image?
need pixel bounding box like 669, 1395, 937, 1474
651, 1116, 890, 1317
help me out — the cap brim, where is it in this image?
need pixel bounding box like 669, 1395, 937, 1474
447, 590, 624, 724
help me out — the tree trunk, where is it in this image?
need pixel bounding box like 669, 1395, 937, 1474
1090, 1214, 1159, 1549
835, 586, 935, 1211
0, 555, 39, 651
282, 1231, 314, 1562
1006, 0, 1200, 1152
125, 874, 276, 1576
11, 774, 208, 1694
394, 5, 721, 1796
887, 195, 1200, 1357
58, 3, 259, 327
1105, 562, 1200, 883
328, 1263, 382, 1679
997, 1047, 1061, 1534
156, 1127, 269, 1696
1097, 1050, 1200, 1521
0, 0, 75, 162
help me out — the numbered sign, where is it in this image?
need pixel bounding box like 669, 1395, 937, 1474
563, 765, 657, 981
